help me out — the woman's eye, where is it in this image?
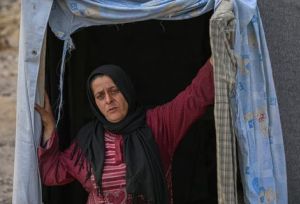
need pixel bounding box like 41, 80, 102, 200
97, 94, 105, 100
110, 89, 120, 95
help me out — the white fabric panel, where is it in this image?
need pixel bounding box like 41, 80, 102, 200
12, 1, 53, 204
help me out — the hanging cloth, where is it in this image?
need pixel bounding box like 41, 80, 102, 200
48, 0, 214, 40
210, 1, 238, 203
231, 0, 288, 203
211, 0, 288, 203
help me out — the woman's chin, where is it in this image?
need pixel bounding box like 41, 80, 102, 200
106, 114, 123, 123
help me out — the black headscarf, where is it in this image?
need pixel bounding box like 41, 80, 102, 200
74, 65, 168, 203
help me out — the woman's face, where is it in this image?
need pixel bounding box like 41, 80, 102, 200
91, 75, 128, 123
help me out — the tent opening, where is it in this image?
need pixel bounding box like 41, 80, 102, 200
43, 11, 217, 204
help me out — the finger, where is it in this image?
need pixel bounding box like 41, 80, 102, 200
44, 91, 52, 113
34, 106, 44, 117
35, 103, 45, 115
35, 103, 42, 111
44, 91, 49, 107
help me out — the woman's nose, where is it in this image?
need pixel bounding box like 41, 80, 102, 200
105, 93, 113, 104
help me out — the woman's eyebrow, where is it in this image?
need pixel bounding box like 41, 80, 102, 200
94, 86, 117, 96
94, 90, 104, 97
108, 86, 118, 90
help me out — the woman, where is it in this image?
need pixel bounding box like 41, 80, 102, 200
36, 59, 214, 204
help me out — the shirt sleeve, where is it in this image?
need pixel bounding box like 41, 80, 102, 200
146, 60, 214, 164
38, 131, 75, 185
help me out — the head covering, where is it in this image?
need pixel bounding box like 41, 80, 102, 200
73, 64, 168, 203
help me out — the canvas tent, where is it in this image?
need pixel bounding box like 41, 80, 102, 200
13, 0, 298, 203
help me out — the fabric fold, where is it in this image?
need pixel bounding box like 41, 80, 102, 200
210, 1, 238, 203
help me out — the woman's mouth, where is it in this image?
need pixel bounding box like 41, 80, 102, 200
107, 107, 118, 113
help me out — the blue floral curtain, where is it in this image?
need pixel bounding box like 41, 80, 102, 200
232, 0, 288, 203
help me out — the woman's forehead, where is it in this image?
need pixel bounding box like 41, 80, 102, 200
91, 75, 118, 90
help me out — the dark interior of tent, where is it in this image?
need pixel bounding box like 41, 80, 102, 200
43, 11, 218, 204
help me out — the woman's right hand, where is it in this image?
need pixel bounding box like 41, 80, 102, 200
35, 92, 56, 146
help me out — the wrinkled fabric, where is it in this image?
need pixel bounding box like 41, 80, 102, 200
13, 1, 54, 204
210, 0, 288, 203
210, 1, 238, 203
231, 0, 288, 203
49, 0, 214, 40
